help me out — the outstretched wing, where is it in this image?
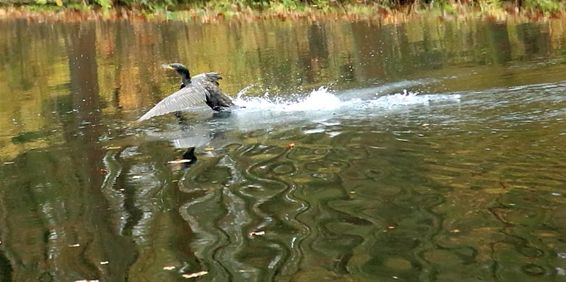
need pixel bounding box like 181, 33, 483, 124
201, 72, 222, 86
137, 73, 222, 121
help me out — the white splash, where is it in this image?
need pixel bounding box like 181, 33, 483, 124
224, 85, 462, 132
368, 89, 442, 108
234, 87, 342, 113
233, 87, 460, 115
286, 87, 343, 111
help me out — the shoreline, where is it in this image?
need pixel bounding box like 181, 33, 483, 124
0, 3, 560, 23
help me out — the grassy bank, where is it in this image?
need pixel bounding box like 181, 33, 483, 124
0, 0, 563, 22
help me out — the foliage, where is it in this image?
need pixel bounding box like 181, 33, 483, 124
524, 0, 562, 14
96, 0, 112, 10
478, 0, 501, 12
4, 0, 566, 15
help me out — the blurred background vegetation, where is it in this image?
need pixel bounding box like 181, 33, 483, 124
0, 0, 563, 15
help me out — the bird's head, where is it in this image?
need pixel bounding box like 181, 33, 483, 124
162, 63, 190, 78
162, 63, 191, 86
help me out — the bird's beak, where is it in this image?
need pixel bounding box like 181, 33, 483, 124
161, 64, 175, 70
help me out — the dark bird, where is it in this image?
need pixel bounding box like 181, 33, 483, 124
138, 63, 234, 121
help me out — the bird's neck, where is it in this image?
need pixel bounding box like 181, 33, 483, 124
179, 77, 190, 89
179, 69, 191, 86
181, 77, 191, 86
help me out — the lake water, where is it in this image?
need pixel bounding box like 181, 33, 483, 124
0, 17, 565, 281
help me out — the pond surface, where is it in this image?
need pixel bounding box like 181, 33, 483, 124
1, 17, 566, 281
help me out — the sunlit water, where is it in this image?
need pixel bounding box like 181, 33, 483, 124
0, 18, 566, 281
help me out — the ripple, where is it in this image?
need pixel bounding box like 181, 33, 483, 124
269, 162, 297, 176
521, 263, 546, 276
303, 160, 348, 174
287, 146, 330, 161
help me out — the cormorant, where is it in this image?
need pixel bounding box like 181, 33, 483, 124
138, 63, 234, 121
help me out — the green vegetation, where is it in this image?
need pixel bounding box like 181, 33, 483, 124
0, 0, 564, 18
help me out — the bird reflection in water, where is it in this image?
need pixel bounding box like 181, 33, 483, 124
168, 147, 198, 171
163, 112, 234, 173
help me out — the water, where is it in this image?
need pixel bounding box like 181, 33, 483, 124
1, 18, 566, 281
